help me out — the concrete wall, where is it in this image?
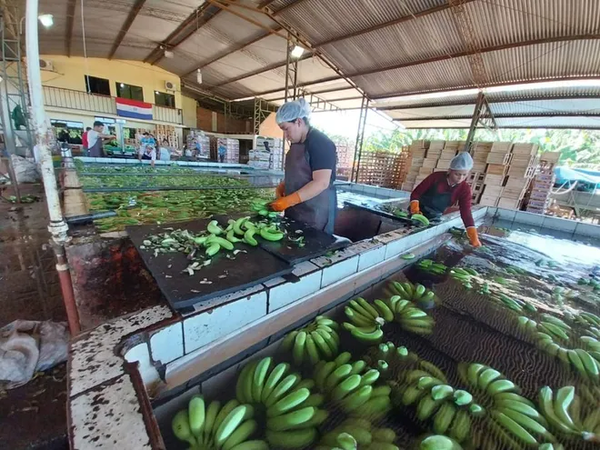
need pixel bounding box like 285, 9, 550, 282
181, 96, 197, 128
196, 106, 251, 134
259, 112, 283, 139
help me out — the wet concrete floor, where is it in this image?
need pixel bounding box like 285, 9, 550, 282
0, 185, 68, 449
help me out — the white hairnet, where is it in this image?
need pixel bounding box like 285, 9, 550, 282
450, 152, 474, 170
276, 98, 312, 124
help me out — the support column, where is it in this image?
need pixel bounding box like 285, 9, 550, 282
351, 96, 369, 183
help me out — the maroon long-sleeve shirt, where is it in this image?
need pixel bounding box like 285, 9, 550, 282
410, 171, 475, 227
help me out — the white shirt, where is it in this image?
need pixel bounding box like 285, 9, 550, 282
87, 130, 100, 148
139, 147, 156, 161
159, 147, 171, 161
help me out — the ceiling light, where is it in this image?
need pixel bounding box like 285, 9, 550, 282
164, 49, 174, 59
38, 14, 54, 28
120, 83, 125, 88
291, 45, 304, 58
155, 91, 159, 95
196, 69, 203, 85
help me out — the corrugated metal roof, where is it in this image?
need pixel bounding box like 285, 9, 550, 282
400, 116, 600, 129
29, 0, 600, 128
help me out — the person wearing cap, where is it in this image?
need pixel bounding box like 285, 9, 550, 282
409, 151, 482, 247
270, 99, 337, 234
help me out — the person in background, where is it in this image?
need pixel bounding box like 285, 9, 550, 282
218, 142, 226, 163
159, 139, 171, 162
184, 144, 193, 159
270, 98, 337, 234
138, 144, 156, 167
140, 132, 156, 150
82, 127, 91, 156
87, 121, 115, 158
409, 152, 482, 247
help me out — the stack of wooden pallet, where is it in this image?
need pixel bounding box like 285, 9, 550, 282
357, 147, 410, 188
525, 152, 559, 214
416, 140, 442, 185
467, 171, 486, 203
498, 143, 539, 209
402, 140, 429, 191
436, 141, 460, 170
471, 142, 493, 173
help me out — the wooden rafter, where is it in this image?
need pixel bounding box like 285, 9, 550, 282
65, 0, 77, 57
108, 0, 146, 60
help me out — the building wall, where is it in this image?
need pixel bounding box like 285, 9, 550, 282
40, 55, 182, 107
196, 107, 251, 134
181, 96, 197, 128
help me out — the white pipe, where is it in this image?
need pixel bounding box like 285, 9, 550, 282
26, 0, 69, 243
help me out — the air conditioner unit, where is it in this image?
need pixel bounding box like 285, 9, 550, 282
39, 59, 54, 71
165, 81, 177, 92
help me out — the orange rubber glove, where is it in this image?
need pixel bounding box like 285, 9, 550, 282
275, 181, 285, 199
410, 200, 421, 215
466, 226, 482, 248
271, 192, 301, 212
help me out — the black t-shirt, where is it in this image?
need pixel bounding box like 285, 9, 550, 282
304, 128, 337, 184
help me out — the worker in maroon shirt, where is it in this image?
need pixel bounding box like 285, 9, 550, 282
410, 152, 482, 247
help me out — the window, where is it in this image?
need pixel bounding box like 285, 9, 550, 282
116, 82, 144, 101
85, 76, 110, 96
51, 120, 84, 144
154, 91, 175, 108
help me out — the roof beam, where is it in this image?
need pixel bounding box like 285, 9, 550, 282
314, 0, 476, 48
209, 52, 312, 88
205, 0, 285, 37
65, 0, 77, 57
108, 0, 146, 60
144, 3, 222, 65
272, 0, 310, 15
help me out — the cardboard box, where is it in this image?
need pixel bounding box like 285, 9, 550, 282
497, 198, 522, 210
486, 164, 508, 176
484, 174, 505, 186
491, 142, 513, 153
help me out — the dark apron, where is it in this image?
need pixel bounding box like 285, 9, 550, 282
88, 135, 104, 157
284, 141, 336, 234
419, 178, 453, 220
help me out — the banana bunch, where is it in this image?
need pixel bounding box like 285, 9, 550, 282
343, 298, 386, 343
575, 311, 600, 328
539, 385, 600, 441
489, 293, 527, 313
235, 357, 327, 449
281, 316, 340, 366
318, 419, 399, 450
461, 363, 553, 446
449, 267, 480, 290
313, 351, 391, 418
418, 435, 463, 450
393, 299, 434, 335
385, 281, 437, 308
171, 394, 267, 450
519, 316, 600, 381
395, 362, 477, 442
417, 259, 448, 276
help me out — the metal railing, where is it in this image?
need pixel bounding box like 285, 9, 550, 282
42, 86, 183, 125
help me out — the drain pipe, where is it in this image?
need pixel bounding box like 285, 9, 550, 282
26, 0, 80, 334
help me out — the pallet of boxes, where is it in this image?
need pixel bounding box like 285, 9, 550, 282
401, 140, 429, 191
212, 137, 240, 163
525, 151, 559, 215
479, 142, 513, 207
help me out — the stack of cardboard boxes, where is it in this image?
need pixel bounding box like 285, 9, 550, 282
526, 152, 559, 214
436, 141, 460, 170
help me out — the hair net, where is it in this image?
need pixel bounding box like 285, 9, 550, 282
276, 98, 312, 124
450, 152, 474, 170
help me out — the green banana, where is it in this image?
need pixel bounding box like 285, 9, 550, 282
567, 350, 588, 378
335, 352, 352, 367
401, 385, 426, 406
371, 385, 392, 398
233, 217, 250, 236
252, 357, 272, 402
265, 373, 300, 408
292, 331, 307, 366
449, 409, 471, 442
205, 242, 220, 256
416, 395, 442, 421
357, 297, 380, 319
304, 333, 320, 365
374, 299, 395, 322
172, 409, 197, 447
453, 390, 472, 406
419, 435, 460, 450
266, 428, 317, 448
477, 368, 501, 391
207, 220, 224, 235
487, 379, 517, 396
500, 408, 551, 437
349, 324, 384, 342
213, 399, 240, 439
260, 227, 284, 241
575, 348, 599, 379
540, 322, 569, 341
222, 420, 257, 450
315, 361, 337, 390
349, 299, 376, 320
243, 228, 258, 246
371, 428, 396, 443
491, 410, 538, 445
554, 386, 579, 431
331, 374, 362, 401
433, 402, 456, 434
203, 400, 221, 442
267, 387, 310, 418
229, 440, 269, 450
414, 284, 426, 299
431, 384, 454, 401
188, 395, 206, 437
312, 331, 334, 359
266, 406, 316, 431
467, 363, 486, 387
341, 385, 373, 412
336, 432, 358, 450
538, 386, 579, 435
214, 405, 248, 446
351, 395, 390, 418
261, 362, 289, 402
359, 369, 381, 386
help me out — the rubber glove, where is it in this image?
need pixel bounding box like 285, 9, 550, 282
275, 181, 285, 199
466, 226, 482, 248
410, 200, 421, 215
271, 192, 301, 212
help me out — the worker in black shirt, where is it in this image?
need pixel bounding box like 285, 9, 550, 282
270, 99, 337, 234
